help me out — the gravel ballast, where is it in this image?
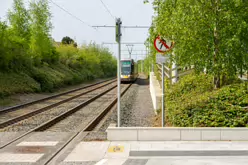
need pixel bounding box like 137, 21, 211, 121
120, 75, 154, 127
84, 75, 155, 141
99, 74, 155, 130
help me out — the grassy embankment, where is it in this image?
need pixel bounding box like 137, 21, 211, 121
0, 63, 115, 106
154, 73, 248, 127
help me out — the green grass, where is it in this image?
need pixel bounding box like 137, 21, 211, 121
0, 72, 40, 98
0, 63, 113, 99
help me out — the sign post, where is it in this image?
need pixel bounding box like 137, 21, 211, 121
116, 18, 122, 127
154, 36, 173, 127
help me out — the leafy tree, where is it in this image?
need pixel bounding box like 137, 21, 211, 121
62, 36, 74, 45
29, 0, 57, 64
56, 44, 78, 65
8, 0, 30, 39
62, 36, 77, 48
0, 0, 116, 84
149, 0, 248, 88
0, 21, 9, 70
1, 0, 31, 70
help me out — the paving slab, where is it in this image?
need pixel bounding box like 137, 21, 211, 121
57, 141, 248, 164
129, 141, 248, 151
64, 142, 110, 162
0, 132, 25, 147
0, 132, 75, 164
17, 141, 59, 146
95, 159, 127, 165
105, 142, 130, 159
47, 132, 88, 165
130, 150, 248, 156
59, 162, 97, 165
0, 153, 44, 163
145, 157, 248, 165
2, 137, 248, 164
122, 158, 148, 165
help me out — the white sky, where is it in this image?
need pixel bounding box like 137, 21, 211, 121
0, 0, 154, 60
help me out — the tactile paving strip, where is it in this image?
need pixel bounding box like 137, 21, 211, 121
122, 159, 148, 165
59, 162, 97, 165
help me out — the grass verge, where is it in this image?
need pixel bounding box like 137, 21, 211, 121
154, 73, 248, 127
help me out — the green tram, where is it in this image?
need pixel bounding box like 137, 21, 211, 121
120, 59, 138, 82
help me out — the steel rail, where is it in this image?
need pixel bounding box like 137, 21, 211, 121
0, 83, 118, 149
44, 83, 132, 165
0, 78, 116, 114
0, 80, 116, 129
35, 85, 117, 131
83, 84, 131, 131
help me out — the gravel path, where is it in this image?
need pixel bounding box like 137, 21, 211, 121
99, 74, 154, 130
120, 74, 154, 127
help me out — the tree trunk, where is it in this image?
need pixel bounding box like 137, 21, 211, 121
213, 0, 220, 89
214, 75, 221, 88
222, 74, 226, 86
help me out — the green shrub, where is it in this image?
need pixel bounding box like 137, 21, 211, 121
0, 72, 40, 98
29, 64, 89, 92
166, 73, 248, 127
29, 67, 54, 92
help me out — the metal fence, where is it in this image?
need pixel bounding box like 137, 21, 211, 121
156, 63, 194, 84
156, 63, 247, 84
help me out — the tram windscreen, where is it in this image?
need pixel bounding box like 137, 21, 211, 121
121, 61, 131, 75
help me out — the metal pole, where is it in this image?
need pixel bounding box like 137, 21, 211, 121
171, 56, 178, 84
116, 18, 122, 127
162, 63, 165, 127
117, 41, 121, 127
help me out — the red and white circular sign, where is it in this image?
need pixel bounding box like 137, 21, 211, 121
154, 36, 173, 53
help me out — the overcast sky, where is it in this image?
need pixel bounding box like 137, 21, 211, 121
0, 0, 154, 60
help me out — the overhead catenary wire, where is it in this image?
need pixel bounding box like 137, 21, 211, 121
99, 0, 115, 19
102, 42, 146, 45
48, 0, 96, 30
92, 25, 150, 28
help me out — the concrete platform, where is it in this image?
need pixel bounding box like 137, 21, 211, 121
0, 132, 25, 147
56, 141, 248, 165
107, 126, 248, 141
1, 132, 248, 164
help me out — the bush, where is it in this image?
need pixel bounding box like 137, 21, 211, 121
29, 64, 90, 92
0, 72, 40, 98
166, 73, 248, 127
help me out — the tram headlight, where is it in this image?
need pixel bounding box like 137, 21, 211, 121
121, 75, 130, 78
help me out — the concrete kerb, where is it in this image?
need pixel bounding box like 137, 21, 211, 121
106, 126, 248, 141
149, 72, 161, 114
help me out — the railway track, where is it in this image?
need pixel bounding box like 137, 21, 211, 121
0, 81, 132, 150
0, 78, 115, 114
43, 83, 132, 165
0, 79, 116, 129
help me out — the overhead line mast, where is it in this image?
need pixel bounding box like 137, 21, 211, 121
92, 20, 151, 127
116, 18, 122, 127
